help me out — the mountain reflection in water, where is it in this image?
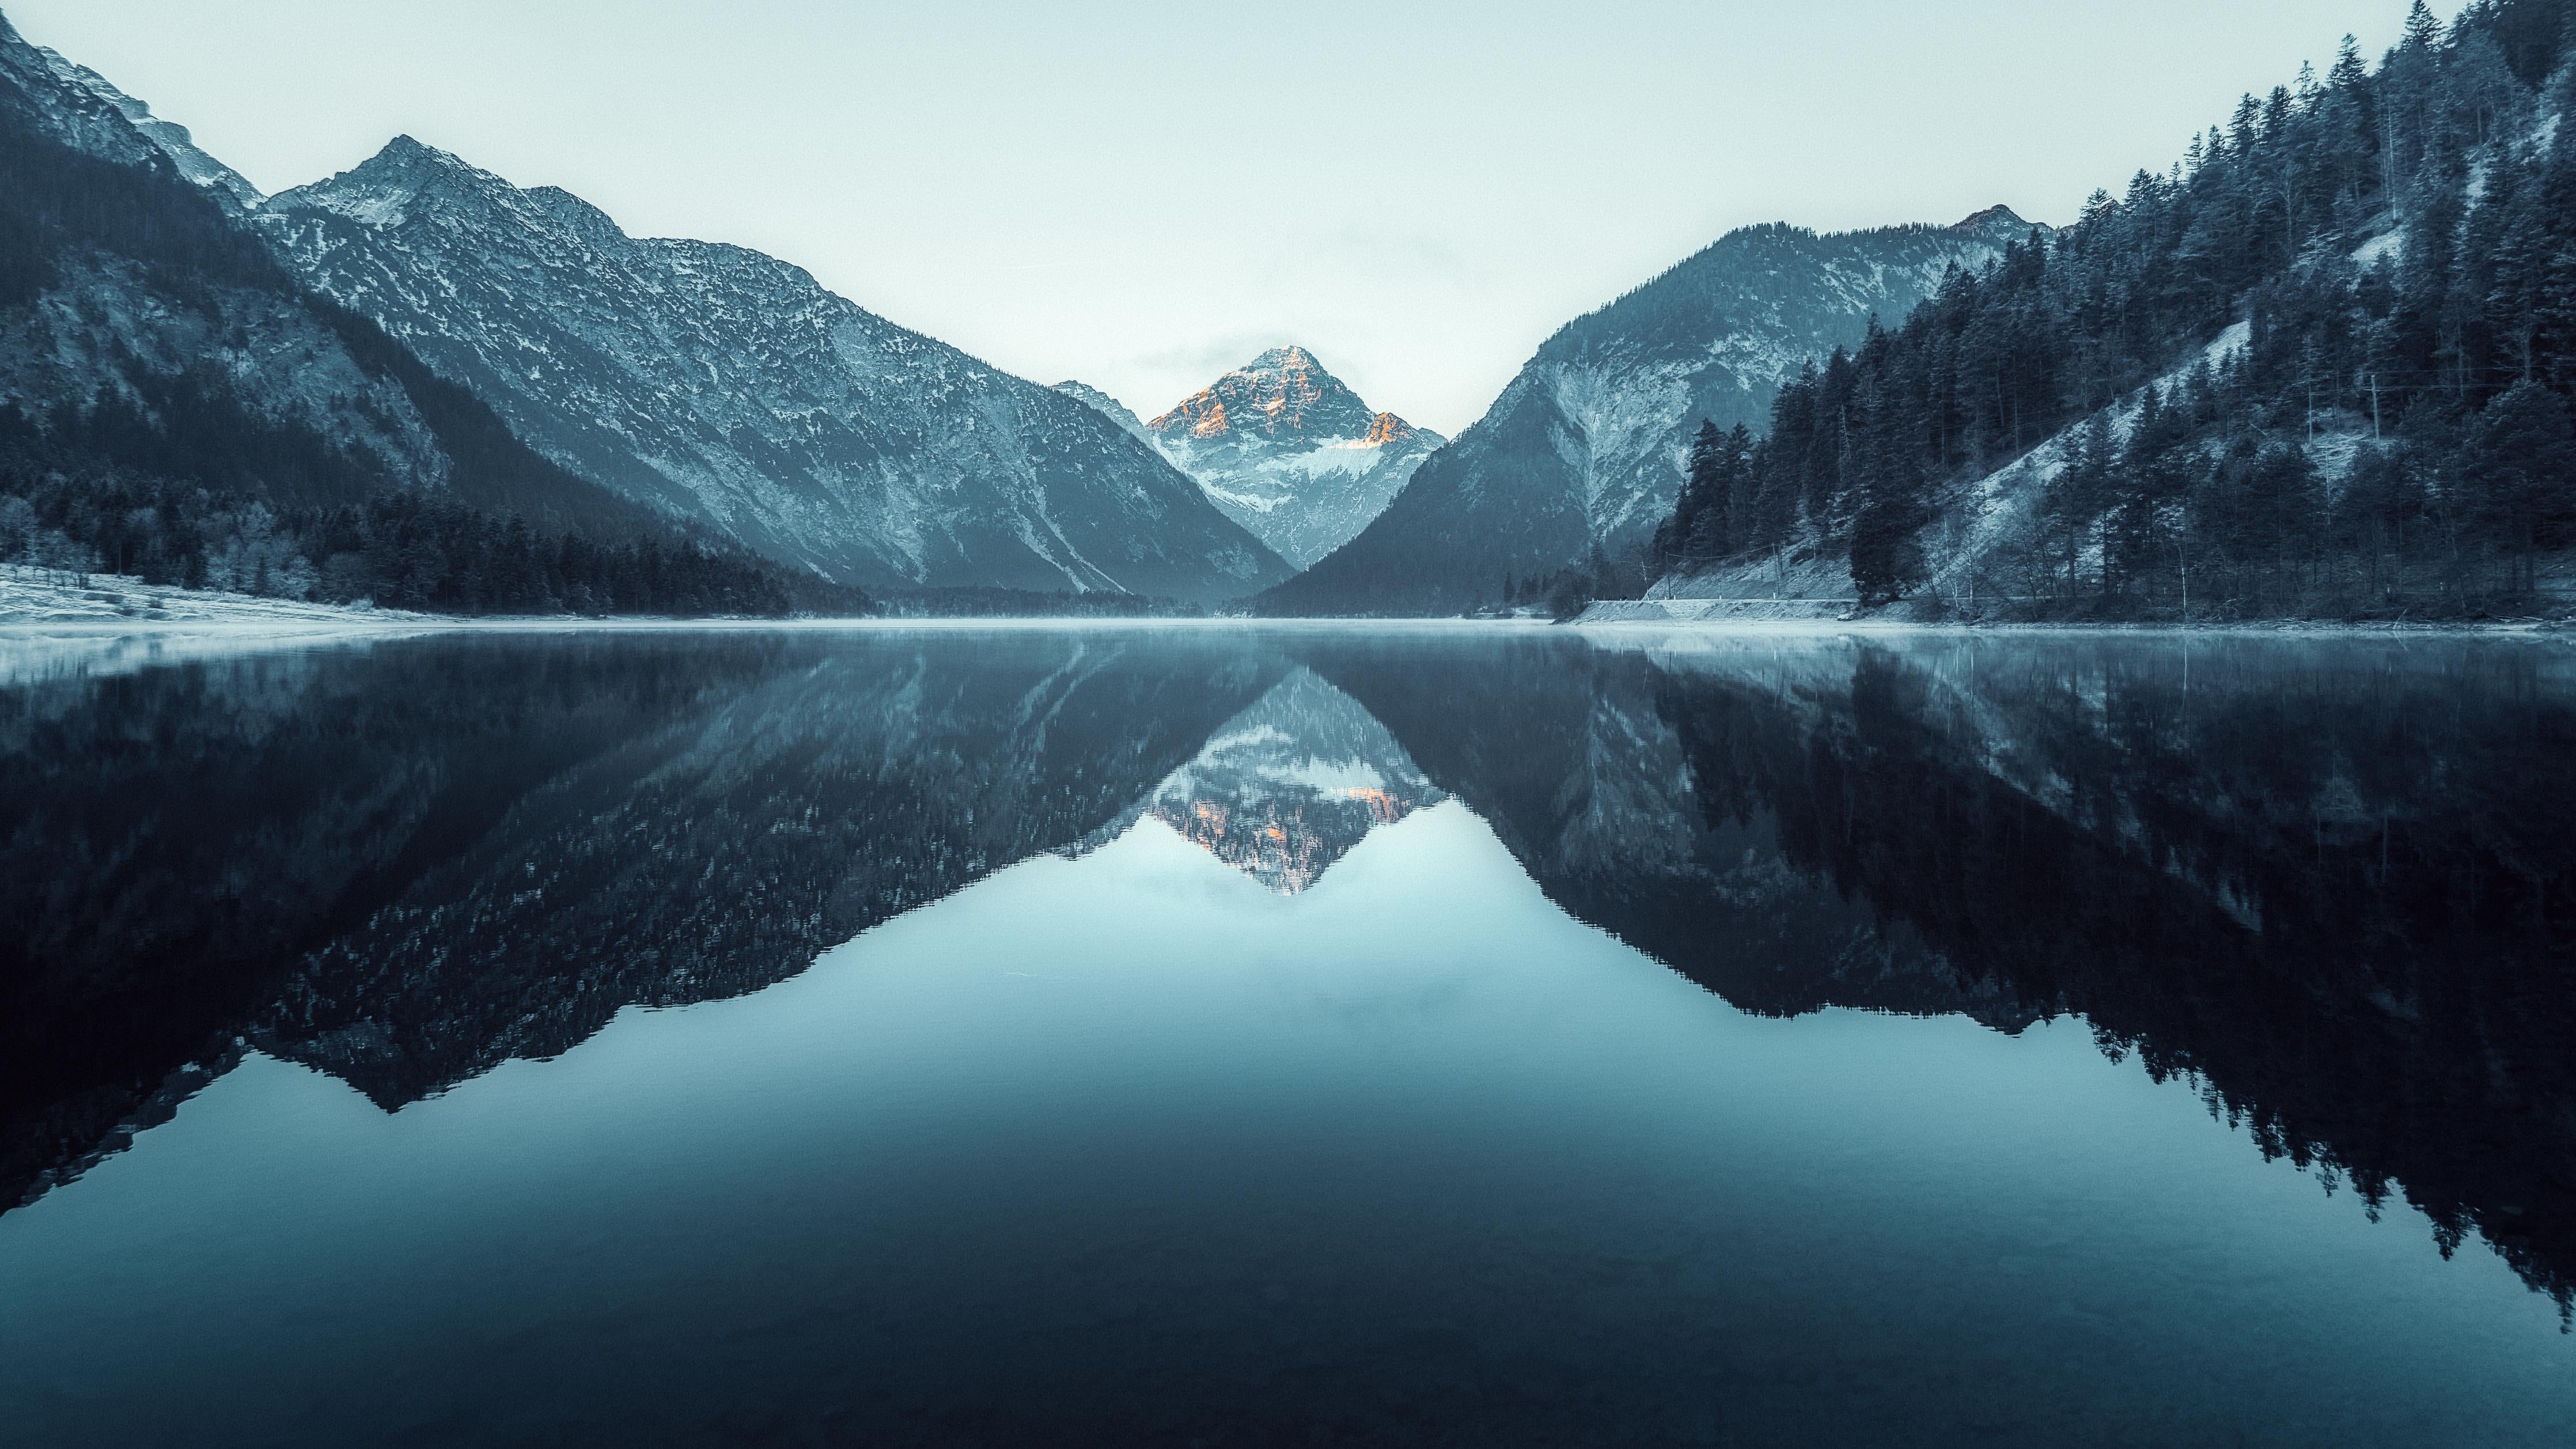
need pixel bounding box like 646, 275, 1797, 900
1146, 667, 1445, 894
2, 626, 2574, 1446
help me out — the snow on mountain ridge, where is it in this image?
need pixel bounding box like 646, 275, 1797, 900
32, 42, 263, 211
1120, 345, 1444, 569
1147, 344, 1382, 442
0, 13, 165, 172
260, 137, 1291, 600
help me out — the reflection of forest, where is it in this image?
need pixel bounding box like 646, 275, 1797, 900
0, 633, 1285, 1206
1306, 631, 2576, 1318
7, 630, 2574, 1318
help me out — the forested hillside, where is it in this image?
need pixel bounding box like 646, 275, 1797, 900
1645, 0, 2576, 621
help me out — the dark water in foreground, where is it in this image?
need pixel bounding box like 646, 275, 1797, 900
3, 625, 2575, 1446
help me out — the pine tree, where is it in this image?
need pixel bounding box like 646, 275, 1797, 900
2403, 0, 2444, 55
1678, 420, 1728, 564
2463, 381, 2576, 592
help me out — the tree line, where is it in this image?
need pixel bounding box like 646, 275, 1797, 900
1651, 0, 2576, 618
0, 439, 863, 617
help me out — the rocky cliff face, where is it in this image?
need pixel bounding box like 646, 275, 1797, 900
256, 141, 1292, 601
32, 40, 262, 211
1259, 211, 2040, 614
1132, 346, 1442, 569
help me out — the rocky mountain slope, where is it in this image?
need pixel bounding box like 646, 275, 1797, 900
32, 39, 260, 211
255, 139, 1291, 601
1124, 346, 1443, 568
1257, 210, 2038, 614
1052, 380, 1154, 442
0, 12, 673, 540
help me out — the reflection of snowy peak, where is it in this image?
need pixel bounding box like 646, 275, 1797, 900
1146, 668, 1444, 893
254, 139, 1291, 601
1130, 346, 1445, 569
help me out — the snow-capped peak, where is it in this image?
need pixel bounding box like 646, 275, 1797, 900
1138, 345, 1444, 568
1360, 413, 1420, 447
1147, 343, 1387, 443
253, 130, 1290, 599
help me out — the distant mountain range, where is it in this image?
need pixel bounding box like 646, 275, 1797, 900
1, 11, 1290, 606
3, 4, 2071, 616
256, 139, 1290, 601
1257, 210, 2040, 614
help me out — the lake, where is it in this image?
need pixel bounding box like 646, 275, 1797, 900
3, 624, 2573, 1447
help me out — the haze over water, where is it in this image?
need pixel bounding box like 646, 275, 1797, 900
3, 626, 2573, 1446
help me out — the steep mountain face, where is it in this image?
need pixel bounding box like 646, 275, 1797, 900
1128, 346, 1443, 568
1257, 210, 2036, 614
33, 41, 261, 211
0, 14, 654, 538
0, 16, 162, 173
257, 141, 1291, 601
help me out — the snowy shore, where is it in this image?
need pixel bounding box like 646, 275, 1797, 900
0, 568, 442, 627
1572, 597, 2576, 636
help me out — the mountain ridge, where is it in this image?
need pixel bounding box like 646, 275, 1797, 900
249, 134, 1291, 601
1254, 208, 2038, 614
0, 10, 827, 616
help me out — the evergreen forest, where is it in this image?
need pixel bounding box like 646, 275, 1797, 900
1651, 0, 2576, 619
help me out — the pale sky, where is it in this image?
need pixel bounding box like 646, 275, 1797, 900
11, 1, 2465, 434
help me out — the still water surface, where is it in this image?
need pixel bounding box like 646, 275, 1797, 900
2, 626, 2573, 1446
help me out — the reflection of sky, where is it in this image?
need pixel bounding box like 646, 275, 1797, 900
1, 0, 2469, 436
2, 801, 2570, 1446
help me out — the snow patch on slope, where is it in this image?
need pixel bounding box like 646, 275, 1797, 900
34, 44, 263, 210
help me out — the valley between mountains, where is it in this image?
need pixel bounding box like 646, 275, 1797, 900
5, 2, 2574, 624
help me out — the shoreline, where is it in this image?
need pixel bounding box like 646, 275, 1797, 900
10, 611, 2566, 639
1572, 615, 2576, 638
7, 612, 2572, 638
